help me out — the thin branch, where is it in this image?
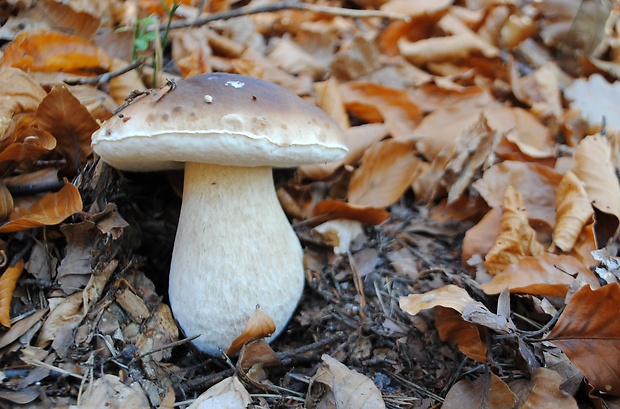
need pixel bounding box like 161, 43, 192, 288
63, 58, 146, 86
166, 1, 409, 30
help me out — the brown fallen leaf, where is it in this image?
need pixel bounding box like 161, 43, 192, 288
36, 83, 99, 173
435, 306, 487, 363
552, 171, 594, 252
511, 368, 578, 409
0, 181, 82, 233
73, 374, 150, 409
398, 31, 499, 66
340, 81, 422, 139
572, 134, 620, 246
442, 371, 517, 409
481, 253, 599, 297
0, 67, 47, 139
311, 200, 390, 225
484, 186, 545, 275
400, 284, 480, 315
226, 306, 276, 356
348, 138, 422, 207
0, 260, 24, 327
307, 354, 386, 409
1, 30, 111, 75
472, 160, 562, 225
546, 283, 620, 396
187, 376, 251, 409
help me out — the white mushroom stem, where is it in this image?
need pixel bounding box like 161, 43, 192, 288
168, 162, 304, 355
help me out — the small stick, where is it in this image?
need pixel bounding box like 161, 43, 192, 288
63, 58, 146, 86
167, 1, 410, 31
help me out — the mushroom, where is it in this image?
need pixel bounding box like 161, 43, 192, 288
91, 73, 347, 355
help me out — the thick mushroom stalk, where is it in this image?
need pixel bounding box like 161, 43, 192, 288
168, 162, 304, 355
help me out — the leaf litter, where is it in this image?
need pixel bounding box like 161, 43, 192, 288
0, 0, 618, 408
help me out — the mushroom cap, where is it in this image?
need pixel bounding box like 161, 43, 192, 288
92, 73, 348, 171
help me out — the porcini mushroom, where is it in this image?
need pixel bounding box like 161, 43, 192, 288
91, 73, 347, 355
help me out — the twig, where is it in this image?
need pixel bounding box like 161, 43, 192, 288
166, 1, 409, 30
63, 58, 146, 86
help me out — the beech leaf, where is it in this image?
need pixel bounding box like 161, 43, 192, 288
484, 186, 545, 275
0, 182, 82, 233
36, 83, 99, 173
0, 260, 24, 327
546, 283, 620, 396
348, 138, 423, 207
442, 371, 517, 409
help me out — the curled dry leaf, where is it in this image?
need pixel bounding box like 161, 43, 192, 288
36, 83, 98, 173
442, 371, 517, 409
348, 138, 422, 207
481, 253, 599, 297
400, 284, 479, 315
339, 82, 422, 138
472, 160, 563, 225
37, 292, 84, 358
71, 374, 149, 409
307, 354, 386, 409
226, 306, 276, 356
0, 67, 46, 139
572, 134, 620, 246
398, 31, 499, 66
0, 260, 24, 327
552, 171, 593, 252
298, 123, 389, 180
311, 200, 389, 225
1, 30, 111, 75
0, 182, 13, 221
511, 368, 578, 409
187, 376, 251, 409
546, 283, 620, 396
0, 182, 83, 233
484, 186, 545, 276
435, 306, 487, 363
312, 219, 364, 255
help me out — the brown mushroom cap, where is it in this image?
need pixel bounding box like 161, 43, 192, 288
92, 73, 347, 171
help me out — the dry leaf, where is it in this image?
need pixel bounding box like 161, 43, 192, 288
2, 30, 111, 75
348, 138, 422, 207
552, 171, 593, 252
307, 354, 386, 409
546, 283, 620, 396
513, 368, 578, 409
400, 284, 480, 315
572, 134, 620, 246
36, 83, 98, 173
340, 81, 422, 139
442, 371, 517, 409
311, 200, 390, 225
484, 186, 545, 275
0, 182, 14, 221
0, 182, 82, 233
435, 306, 487, 363
0, 260, 24, 327
398, 32, 499, 65
187, 376, 251, 409
0, 67, 46, 139
481, 253, 599, 297
226, 307, 276, 356
473, 161, 562, 226
37, 292, 84, 358
71, 374, 149, 409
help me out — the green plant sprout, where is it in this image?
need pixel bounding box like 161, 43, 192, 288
116, 0, 181, 88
